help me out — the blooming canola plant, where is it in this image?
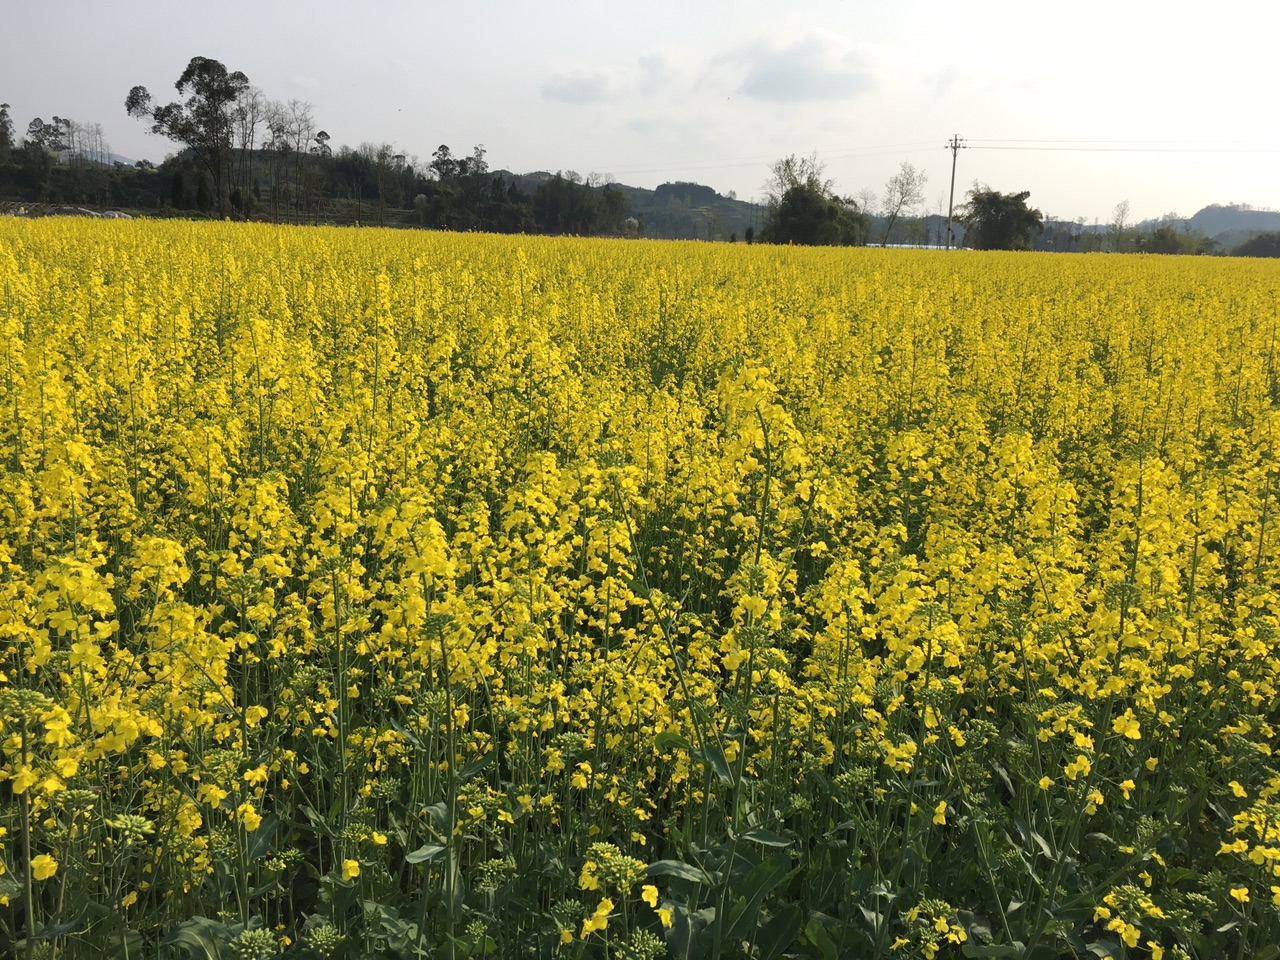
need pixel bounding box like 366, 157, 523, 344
1, 219, 1279, 957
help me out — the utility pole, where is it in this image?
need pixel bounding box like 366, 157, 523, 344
945, 134, 966, 250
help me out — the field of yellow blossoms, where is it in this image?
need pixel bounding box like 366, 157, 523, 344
1, 219, 1279, 960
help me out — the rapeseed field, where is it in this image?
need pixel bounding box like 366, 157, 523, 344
2, 219, 1279, 959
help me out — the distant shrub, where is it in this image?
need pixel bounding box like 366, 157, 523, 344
1231, 230, 1280, 257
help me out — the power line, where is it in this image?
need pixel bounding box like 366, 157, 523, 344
968, 140, 1274, 155
568, 140, 940, 178
972, 138, 1240, 144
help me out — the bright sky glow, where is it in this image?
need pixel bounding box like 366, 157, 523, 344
5, 0, 1278, 223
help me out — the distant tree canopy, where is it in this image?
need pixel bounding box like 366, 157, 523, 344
1133, 223, 1217, 256
127, 56, 250, 216
24, 116, 71, 153
1230, 231, 1280, 258
654, 181, 719, 206
531, 174, 628, 236
0, 103, 12, 163
761, 153, 868, 246
959, 186, 1044, 250
1142, 224, 1185, 255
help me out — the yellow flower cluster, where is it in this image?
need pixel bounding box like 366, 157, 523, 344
1, 218, 1279, 954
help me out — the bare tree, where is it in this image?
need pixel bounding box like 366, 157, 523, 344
64, 120, 110, 168
880, 161, 927, 245
1109, 199, 1131, 253
287, 99, 314, 217
361, 141, 402, 224
262, 99, 291, 220
763, 152, 832, 208
233, 86, 265, 193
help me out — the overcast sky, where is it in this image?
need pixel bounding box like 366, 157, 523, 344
6, 0, 1278, 223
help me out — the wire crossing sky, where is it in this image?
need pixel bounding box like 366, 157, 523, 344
4, 0, 1278, 223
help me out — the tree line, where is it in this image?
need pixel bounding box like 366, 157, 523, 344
1, 58, 630, 237
0, 58, 1269, 254
757, 152, 1046, 251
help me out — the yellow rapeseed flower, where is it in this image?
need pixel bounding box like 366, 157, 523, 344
31, 855, 58, 880
581, 897, 613, 936
1111, 711, 1141, 740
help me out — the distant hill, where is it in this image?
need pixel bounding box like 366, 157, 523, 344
620, 181, 765, 241
1134, 204, 1280, 251
1185, 205, 1280, 250
62, 150, 139, 168
494, 171, 765, 240
1184, 204, 1280, 237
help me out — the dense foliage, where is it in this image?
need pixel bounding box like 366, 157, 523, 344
959, 188, 1044, 251
760, 155, 867, 247
1231, 232, 1280, 259
2, 222, 1280, 960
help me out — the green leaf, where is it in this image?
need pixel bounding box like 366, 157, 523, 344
1013, 816, 1055, 860
443, 932, 475, 958
405, 841, 446, 864
389, 717, 425, 750
1085, 939, 1121, 958
458, 750, 494, 780
990, 761, 1014, 796
757, 903, 803, 960
106, 928, 145, 955
691, 741, 734, 784
725, 856, 793, 940
962, 945, 1026, 959
30, 903, 92, 940
423, 801, 448, 825
647, 859, 712, 884
958, 912, 993, 941
665, 904, 714, 960
803, 915, 839, 960
248, 878, 285, 900
300, 805, 337, 838
162, 917, 233, 960
655, 730, 692, 752
737, 827, 791, 847
0, 875, 20, 904
246, 814, 280, 862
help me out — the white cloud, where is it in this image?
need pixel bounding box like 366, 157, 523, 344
636, 54, 672, 94
540, 72, 610, 105
718, 33, 875, 103
932, 65, 959, 99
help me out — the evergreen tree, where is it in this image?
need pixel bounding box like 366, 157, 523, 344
0, 103, 13, 163
959, 186, 1044, 250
